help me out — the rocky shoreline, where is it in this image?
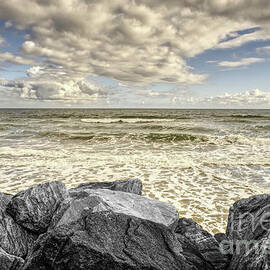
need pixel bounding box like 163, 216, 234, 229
0, 179, 269, 269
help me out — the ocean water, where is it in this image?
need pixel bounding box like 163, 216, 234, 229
0, 109, 269, 233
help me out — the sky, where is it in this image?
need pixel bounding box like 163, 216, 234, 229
0, 0, 270, 108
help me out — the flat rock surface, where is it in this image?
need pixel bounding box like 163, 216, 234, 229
0, 192, 36, 258
70, 178, 143, 195
23, 210, 197, 270
51, 189, 179, 229
7, 181, 67, 233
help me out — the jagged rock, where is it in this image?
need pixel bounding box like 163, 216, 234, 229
225, 194, 270, 269
23, 210, 198, 270
228, 236, 270, 270
6, 181, 67, 234
175, 218, 229, 270
70, 178, 143, 195
226, 194, 270, 241
50, 189, 179, 229
0, 247, 24, 270
0, 192, 36, 258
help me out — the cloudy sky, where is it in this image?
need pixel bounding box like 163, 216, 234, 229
0, 0, 270, 108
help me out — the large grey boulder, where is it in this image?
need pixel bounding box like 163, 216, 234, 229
0, 247, 24, 270
50, 189, 179, 229
226, 194, 270, 269
175, 218, 229, 270
70, 178, 143, 195
23, 210, 198, 270
6, 181, 67, 234
0, 192, 36, 258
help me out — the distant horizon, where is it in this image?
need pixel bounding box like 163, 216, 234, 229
0, 107, 269, 110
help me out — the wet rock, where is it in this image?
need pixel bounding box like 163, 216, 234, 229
7, 181, 67, 234
175, 218, 229, 270
0, 247, 24, 270
23, 210, 197, 270
0, 192, 36, 258
50, 189, 178, 229
70, 178, 143, 195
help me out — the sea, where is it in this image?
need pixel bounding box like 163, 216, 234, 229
0, 108, 269, 233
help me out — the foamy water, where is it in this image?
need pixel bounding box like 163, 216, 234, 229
0, 109, 269, 233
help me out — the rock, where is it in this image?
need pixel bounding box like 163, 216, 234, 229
6, 181, 67, 234
50, 189, 178, 229
23, 210, 198, 270
214, 233, 228, 244
0, 192, 36, 258
225, 194, 270, 269
175, 218, 229, 270
0, 247, 24, 270
226, 194, 270, 241
70, 178, 143, 195
227, 236, 270, 270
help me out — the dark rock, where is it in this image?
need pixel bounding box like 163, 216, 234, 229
226, 194, 270, 241
70, 178, 143, 195
0, 247, 24, 270
50, 189, 178, 229
225, 194, 270, 269
214, 233, 228, 244
0, 192, 36, 258
6, 181, 67, 234
175, 218, 229, 270
228, 236, 270, 270
23, 210, 198, 270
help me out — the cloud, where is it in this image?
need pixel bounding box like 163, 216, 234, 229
256, 46, 270, 55
0, 0, 270, 106
0, 77, 108, 103
1, 0, 268, 87
0, 52, 36, 65
0, 36, 4, 46
4, 21, 12, 28
218, 57, 265, 68
204, 89, 270, 107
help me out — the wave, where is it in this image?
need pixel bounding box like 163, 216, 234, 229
138, 133, 207, 143
81, 118, 175, 123
35, 130, 208, 143
254, 125, 270, 131
25, 130, 270, 146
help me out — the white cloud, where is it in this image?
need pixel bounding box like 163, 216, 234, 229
256, 46, 270, 55
1, 0, 267, 87
0, 77, 108, 103
0, 52, 36, 65
4, 21, 12, 28
218, 57, 265, 68
204, 89, 270, 107
0, 36, 4, 46
0, 0, 270, 106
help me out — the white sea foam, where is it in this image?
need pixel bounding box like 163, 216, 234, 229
0, 109, 269, 233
